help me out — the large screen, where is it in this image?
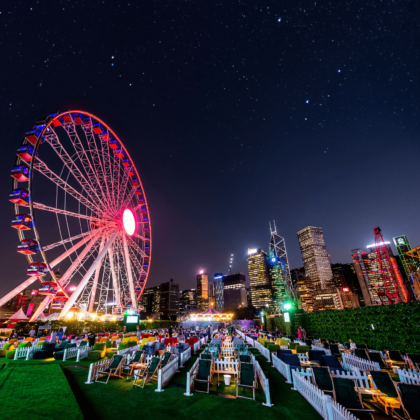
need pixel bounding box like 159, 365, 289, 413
126, 315, 139, 324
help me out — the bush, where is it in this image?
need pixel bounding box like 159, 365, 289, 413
295, 302, 420, 354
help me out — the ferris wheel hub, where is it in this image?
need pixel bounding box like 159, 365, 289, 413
122, 208, 135, 236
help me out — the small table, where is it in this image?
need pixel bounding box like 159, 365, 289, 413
128, 363, 148, 379
301, 361, 319, 367
354, 387, 387, 397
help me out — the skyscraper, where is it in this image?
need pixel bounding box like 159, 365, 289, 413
160, 279, 179, 319
393, 235, 418, 300
214, 273, 224, 311
297, 226, 341, 311
247, 249, 272, 308
197, 270, 209, 311
297, 226, 334, 289
222, 273, 247, 311
268, 221, 292, 311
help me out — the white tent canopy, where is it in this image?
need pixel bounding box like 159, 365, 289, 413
8, 308, 29, 322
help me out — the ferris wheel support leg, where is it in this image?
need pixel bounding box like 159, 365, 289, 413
29, 295, 54, 322
0, 277, 38, 308
108, 243, 121, 309
122, 234, 137, 312
59, 230, 118, 319
0, 231, 99, 310
88, 236, 106, 313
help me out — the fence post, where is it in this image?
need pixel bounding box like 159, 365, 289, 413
323, 395, 334, 420
285, 363, 293, 384
63, 348, 68, 362
155, 368, 164, 392
184, 371, 193, 396
262, 378, 274, 407
85, 363, 94, 384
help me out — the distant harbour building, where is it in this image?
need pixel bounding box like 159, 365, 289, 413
247, 248, 272, 309
214, 273, 224, 311
222, 273, 247, 311
393, 235, 418, 300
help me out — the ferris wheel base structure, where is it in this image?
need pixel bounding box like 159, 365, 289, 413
2, 110, 152, 320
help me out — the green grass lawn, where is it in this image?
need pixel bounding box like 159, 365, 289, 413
0, 345, 321, 420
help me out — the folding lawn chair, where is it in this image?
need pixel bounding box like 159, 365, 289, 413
133, 356, 160, 388
123, 350, 143, 376
159, 352, 172, 368
367, 352, 387, 369
312, 366, 333, 395
239, 355, 252, 363
387, 350, 407, 369
193, 359, 213, 394
95, 355, 124, 384
355, 349, 370, 361
369, 370, 402, 416
332, 377, 375, 417
236, 362, 257, 400
397, 382, 420, 420
407, 353, 420, 371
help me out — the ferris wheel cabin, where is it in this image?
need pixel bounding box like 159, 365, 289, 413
11, 214, 33, 230
39, 284, 58, 295
17, 144, 37, 162
17, 239, 39, 255
11, 165, 30, 182
9, 189, 30, 205
27, 262, 48, 277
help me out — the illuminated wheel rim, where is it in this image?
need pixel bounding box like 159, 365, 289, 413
10, 110, 151, 319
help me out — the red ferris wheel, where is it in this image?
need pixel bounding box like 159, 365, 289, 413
2, 110, 151, 320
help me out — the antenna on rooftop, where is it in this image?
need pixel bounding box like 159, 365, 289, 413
228, 253, 234, 274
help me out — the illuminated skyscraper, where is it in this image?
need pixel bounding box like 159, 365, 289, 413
297, 227, 334, 289
197, 270, 209, 311
393, 235, 418, 300
297, 226, 341, 311
247, 249, 272, 308
214, 273, 224, 311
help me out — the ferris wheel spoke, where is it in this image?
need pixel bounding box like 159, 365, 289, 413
33, 159, 103, 214
122, 234, 138, 311
31, 202, 113, 225
43, 130, 106, 212
108, 240, 122, 308
128, 237, 146, 258
59, 230, 118, 319
88, 236, 106, 313
29, 295, 54, 322
133, 232, 149, 243
42, 230, 100, 252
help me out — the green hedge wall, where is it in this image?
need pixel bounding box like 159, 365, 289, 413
294, 302, 420, 354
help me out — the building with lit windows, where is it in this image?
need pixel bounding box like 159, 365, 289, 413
393, 236, 418, 300
179, 289, 197, 317
222, 273, 247, 311
267, 256, 288, 312
160, 280, 179, 319
197, 271, 209, 311
297, 226, 341, 311
214, 273, 224, 311
247, 249, 272, 309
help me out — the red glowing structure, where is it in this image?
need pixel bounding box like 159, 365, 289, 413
373, 227, 409, 304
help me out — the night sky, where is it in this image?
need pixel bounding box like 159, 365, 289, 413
1, 1, 419, 297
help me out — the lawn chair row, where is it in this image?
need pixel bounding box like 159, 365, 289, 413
309, 366, 420, 419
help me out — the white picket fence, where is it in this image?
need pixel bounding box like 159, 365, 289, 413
118, 344, 139, 357
179, 346, 191, 368
311, 345, 332, 355
86, 358, 115, 384
193, 341, 200, 354
76, 346, 92, 362
260, 344, 271, 362
398, 368, 420, 385
63, 346, 79, 361
272, 354, 292, 384
184, 358, 199, 396
14, 346, 31, 360
26, 344, 44, 360
254, 360, 273, 407
246, 336, 255, 346
214, 358, 238, 377
221, 348, 235, 357
331, 370, 370, 388
292, 370, 357, 420
342, 353, 380, 372
156, 355, 179, 392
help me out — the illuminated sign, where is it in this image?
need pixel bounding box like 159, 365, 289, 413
126, 315, 139, 324
284, 313, 290, 323
214, 276, 223, 279
342, 287, 349, 292
271, 257, 276, 262
396, 237, 406, 246
248, 248, 257, 255
284, 303, 291, 310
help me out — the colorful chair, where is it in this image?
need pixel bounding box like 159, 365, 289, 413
87, 343, 107, 360
0, 343, 15, 357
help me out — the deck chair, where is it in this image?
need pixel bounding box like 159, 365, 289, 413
239, 355, 252, 363
329, 344, 341, 357
387, 350, 407, 369
79, 340, 89, 348
123, 350, 143, 376
407, 353, 420, 370
356, 344, 368, 350
369, 370, 401, 416
201, 353, 212, 360
368, 352, 386, 369
159, 352, 172, 368
308, 349, 326, 364
133, 356, 160, 388
236, 362, 257, 400
398, 383, 420, 420
312, 366, 333, 394
355, 349, 370, 361
333, 377, 374, 416
95, 355, 124, 384
320, 355, 346, 375
193, 359, 213, 394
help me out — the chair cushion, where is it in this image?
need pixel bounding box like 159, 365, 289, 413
33, 350, 54, 360
277, 349, 293, 359
308, 350, 326, 363
88, 351, 103, 360
53, 351, 65, 360
1, 343, 13, 351
6, 350, 16, 359
281, 354, 301, 367
18, 342, 32, 349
